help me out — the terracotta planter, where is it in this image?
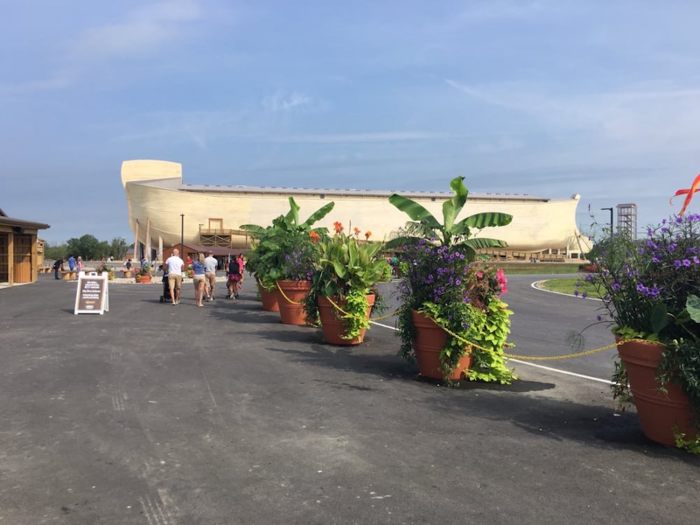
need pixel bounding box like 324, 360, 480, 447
258, 282, 280, 312
136, 274, 152, 283
318, 294, 375, 345
412, 311, 472, 380
276, 280, 312, 325
122, 270, 133, 278
617, 338, 695, 446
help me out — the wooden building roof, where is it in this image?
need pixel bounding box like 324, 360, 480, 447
0, 207, 50, 230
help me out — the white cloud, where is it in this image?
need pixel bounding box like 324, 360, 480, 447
262, 92, 314, 112
445, 78, 700, 151
70, 0, 204, 61
110, 110, 243, 149
456, 0, 548, 22
267, 132, 452, 144
0, 74, 72, 95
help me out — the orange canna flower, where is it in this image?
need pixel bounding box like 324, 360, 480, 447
671, 173, 700, 215
309, 231, 320, 243
365, 231, 372, 239
353, 227, 361, 237
333, 221, 344, 234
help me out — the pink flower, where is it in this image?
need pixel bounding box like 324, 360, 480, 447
496, 268, 508, 296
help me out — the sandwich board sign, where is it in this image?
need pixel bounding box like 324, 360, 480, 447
74, 271, 110, 315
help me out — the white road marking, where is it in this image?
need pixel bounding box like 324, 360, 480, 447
139, 491, 176, 525
369, 321, 396, 330
508, 359, 612, 384
112, 390, 126, 412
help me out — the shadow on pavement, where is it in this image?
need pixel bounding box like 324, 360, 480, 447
265, 342, 415, 381
422, 386, 700, 463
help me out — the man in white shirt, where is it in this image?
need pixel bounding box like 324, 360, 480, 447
204, 250, 219, 301
165, 249, 185, 305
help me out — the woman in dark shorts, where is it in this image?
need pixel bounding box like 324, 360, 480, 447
227, 257, 241, 299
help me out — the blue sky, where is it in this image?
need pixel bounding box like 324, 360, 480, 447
2, 0, 700, 243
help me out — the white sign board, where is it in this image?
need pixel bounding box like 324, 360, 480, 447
74, 271, 110, 315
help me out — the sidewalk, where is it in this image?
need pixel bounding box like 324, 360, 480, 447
0, 276, 698, 524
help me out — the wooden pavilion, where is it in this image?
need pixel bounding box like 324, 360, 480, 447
0, 207, 50, 285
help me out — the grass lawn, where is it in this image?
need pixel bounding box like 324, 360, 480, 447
537, 277, 601, 298
496, 263, 582, 275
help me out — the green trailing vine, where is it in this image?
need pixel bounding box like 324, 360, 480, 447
416, 300, 515, 384
463, 299, 516, 384
674, 426, 700, 454
338, 288, 372, 340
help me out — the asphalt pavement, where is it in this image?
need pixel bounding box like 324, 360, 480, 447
0, 274, 698, 525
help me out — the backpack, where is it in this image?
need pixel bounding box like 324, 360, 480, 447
229, 260, 240, 274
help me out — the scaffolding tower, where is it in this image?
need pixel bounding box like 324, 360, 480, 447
616, 203, 637, 239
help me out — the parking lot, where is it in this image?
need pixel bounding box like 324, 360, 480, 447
0, 275, 698, 524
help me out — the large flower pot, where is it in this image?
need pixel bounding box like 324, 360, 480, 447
412, 311, 472, 380
136, 274, 152, 283
617, 339, 695, 447
318, 294, 375, 345
276, 280, 312, 325
258, 282, 280, 312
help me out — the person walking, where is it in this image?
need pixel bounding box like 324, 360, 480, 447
226, 257, 241, 299
192, 253, 207, 307
164, 248, 185, 305
53, 258, 64, 280
236, 253, 245, 293
204, 250, 218, 301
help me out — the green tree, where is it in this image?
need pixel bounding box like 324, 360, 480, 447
44, 242, 67, 260
97, 241, 111, 259
66, 234, 101, 260
109, 237, 128, 259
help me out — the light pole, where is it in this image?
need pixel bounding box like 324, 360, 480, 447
600, 207, 613, 235
180, 214, 185, 249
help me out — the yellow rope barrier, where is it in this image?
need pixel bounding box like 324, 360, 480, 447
275, 281, 303, 305
325, 296, 402, 322
442, 326, 662, 361
322, 297, 653, 362
439, 325, 622, 361
270, 283, 649, 362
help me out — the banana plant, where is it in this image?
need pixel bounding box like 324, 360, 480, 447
386, 176, 513, 261
240, 197, 335, 237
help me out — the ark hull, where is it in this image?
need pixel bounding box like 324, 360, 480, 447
122, 160, 587, 255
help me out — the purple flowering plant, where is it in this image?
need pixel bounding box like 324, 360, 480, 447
585, 214, 700, 341
397, 240, 514, 383
582, 214, 700, 436
281, 243, 317, 282
387, 176, 515, 383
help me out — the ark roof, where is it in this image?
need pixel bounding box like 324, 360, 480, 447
181, 182, 547, 201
